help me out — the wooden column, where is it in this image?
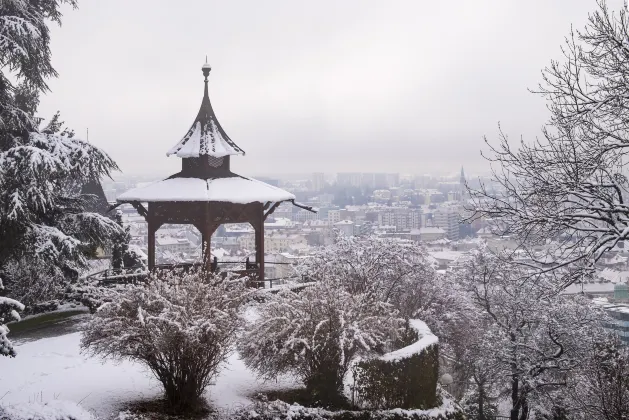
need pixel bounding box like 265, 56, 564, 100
254, 203, 265, 285
201, 226, 218, 272
147, 211, 156, 271
200, 203, 218, 272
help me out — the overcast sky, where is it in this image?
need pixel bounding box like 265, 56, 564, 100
37, 0, 622, 178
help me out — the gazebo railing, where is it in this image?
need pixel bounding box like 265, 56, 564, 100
86, 259, 304, 289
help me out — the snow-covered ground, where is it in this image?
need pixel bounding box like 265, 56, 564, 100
0, 331, 298, 419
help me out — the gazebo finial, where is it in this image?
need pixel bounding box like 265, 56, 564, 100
202, 59, 211, 81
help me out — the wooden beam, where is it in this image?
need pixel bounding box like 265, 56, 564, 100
264, 202, 282, 220
130, 201, 149, 219
290, 199, 317, 213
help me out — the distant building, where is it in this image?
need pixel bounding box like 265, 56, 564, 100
595, 299, 629, 345
156, 236, 196, 255
373, 189, 392, 202
418, 227, 446, 242
312, 172, 325, 192
433, 206, 460, 240
328, 209, 341, 224
334, 220, 355, 237
337, 173, 362, 187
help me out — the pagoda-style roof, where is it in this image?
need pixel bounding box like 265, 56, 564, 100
117, 176, 295, 204
167, 63, 244, 158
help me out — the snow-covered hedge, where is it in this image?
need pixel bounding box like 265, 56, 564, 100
0, 400, 95, 420
349, 320, 440, 410
230, 396, 465, 420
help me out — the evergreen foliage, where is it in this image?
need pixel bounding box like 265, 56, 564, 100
352, 343, 439, 410
0, 0, 123, 309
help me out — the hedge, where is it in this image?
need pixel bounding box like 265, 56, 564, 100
349, 320, 440, 410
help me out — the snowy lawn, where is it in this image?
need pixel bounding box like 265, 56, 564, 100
0, 332, 299, 419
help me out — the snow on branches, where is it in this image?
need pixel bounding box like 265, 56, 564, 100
239, 279, 405, 403
0, 278, 24, 357
467, 1, 629, 286
80, 269, 247, 412
0, 0, 77, 133
297, 234, 440, 321
0, 0, 116, 308
0, 128, 121, 305
459, 247, 608, 419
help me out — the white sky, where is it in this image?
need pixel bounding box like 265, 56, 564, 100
37, 0, 623, 177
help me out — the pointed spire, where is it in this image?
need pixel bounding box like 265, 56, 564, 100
167, 64, 245, 159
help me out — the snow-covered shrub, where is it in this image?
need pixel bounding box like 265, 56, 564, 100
229, 394, 466, 420
240, 279, 405, 406
0, 400, 95, 420
0, 277, 24, 357
351, 321, 439, 410
80, 269, 246, 413
298, 235, 438, 320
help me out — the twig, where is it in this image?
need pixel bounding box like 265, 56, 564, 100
77, 392, 91, 404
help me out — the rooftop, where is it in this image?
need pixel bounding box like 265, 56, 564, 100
117, 176, 295, 204
167, 64, 244, 159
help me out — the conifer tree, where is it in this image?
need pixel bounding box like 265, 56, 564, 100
0, 1, 123, 312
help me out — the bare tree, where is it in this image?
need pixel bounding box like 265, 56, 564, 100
565, 336, 629, 420
460, 247, 607, 420
468, 1, 629, 286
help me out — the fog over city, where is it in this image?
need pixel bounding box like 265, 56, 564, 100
36, 0, 621, 177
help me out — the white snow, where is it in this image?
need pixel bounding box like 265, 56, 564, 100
1, 400, 96, 420
167, 117, 244, 158
0, 332, 299, 418
173, 121, 202, 158
117, 176, 295, 204
380, 320, 438, 362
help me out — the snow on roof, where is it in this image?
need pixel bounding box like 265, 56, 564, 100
117, 176, 295, 204
563, 282, 616, 294
167, 67, 244, 158
429, 250, 464, 261
419, 227, 446, 234
168, 120, 243, 158
334, 220, 354, 225
597, 268, 629, 283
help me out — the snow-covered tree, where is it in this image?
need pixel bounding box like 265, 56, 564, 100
565, 336, 629, 420
0, 0, 76, 137
80, 269, 246, 413
299, 234, 439, 321
240, 279, 405, 406
299, 234, 475, 400
460, 248, 607, 420
468, 1, 629, 286
0, 278, 24, 357
111, 210, 130, 270
0, 1, 123, 307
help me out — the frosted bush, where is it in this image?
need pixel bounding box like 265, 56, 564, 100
81, 269, 246, 413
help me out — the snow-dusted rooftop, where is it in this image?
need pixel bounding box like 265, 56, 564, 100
167, 65, 244, 158
117, 176, 295, 204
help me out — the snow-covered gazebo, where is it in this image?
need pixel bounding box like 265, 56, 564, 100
116, 63, 314, 282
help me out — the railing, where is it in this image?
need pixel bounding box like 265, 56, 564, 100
86, 260, 304, 289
